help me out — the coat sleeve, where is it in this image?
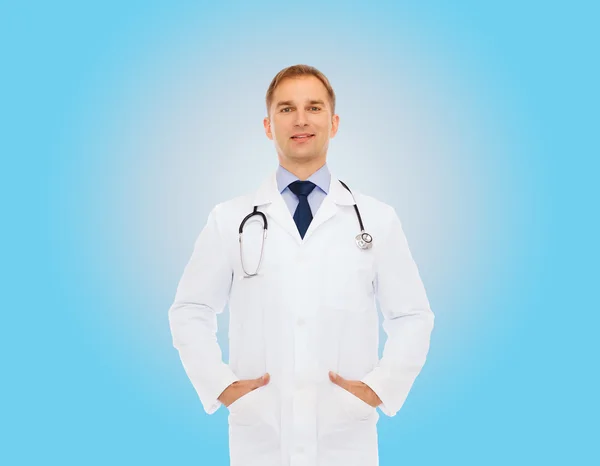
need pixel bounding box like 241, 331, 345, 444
168, 204, 239, 415
360, 207, 434, 417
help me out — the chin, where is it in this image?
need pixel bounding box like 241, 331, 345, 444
288, 152, 319, 162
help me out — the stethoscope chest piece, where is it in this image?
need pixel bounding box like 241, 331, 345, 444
355, 232, 373, 250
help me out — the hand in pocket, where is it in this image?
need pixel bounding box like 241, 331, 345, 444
328, 371, 381, 407
219, 373, 270, 408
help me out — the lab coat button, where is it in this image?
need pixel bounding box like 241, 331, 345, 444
296, 446, 304, 453
296, 318, 305, 327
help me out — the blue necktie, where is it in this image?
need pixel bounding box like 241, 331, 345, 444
288, 180, 317, 239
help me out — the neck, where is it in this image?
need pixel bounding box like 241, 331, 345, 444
279, 156, 326, 181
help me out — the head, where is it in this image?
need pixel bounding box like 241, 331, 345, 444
263, 65, 339, 169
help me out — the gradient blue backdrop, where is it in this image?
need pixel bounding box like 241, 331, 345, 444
2, 1, 598, 465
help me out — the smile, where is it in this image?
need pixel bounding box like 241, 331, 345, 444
291, 134, 315, 142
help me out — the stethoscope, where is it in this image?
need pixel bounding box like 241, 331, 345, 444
238, 180, 373, 278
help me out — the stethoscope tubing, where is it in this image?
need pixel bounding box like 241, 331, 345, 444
238, 180, 372, 277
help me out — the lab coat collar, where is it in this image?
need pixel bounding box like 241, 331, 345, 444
252, 167, 356, 245
253, 168, 355, 207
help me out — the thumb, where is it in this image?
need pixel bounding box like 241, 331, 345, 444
329, 371, 341, 386
256, 373, 270, 387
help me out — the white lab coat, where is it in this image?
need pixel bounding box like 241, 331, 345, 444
168, 170, 434, 466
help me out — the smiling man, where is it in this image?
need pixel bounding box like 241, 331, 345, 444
264, 73, 339, 182
168, 64, 435, 466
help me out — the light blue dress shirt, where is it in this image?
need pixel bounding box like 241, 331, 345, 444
276, 163, 331, 217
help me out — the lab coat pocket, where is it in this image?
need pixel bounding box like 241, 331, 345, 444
227, 383, 274, 426
227, 386, 262, 415
228, 383, 281, 466
318, 382, 376, 436
324, 248, 375, 312
228, 383, 280, 443
333, 383, 375, 422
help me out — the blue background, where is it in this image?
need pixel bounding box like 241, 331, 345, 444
2, 1, 598, 465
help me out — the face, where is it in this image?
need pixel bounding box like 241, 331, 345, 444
264, 75, 339, 166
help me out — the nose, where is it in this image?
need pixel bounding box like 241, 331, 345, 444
293, 108, 309, 126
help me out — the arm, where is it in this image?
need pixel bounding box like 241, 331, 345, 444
168, 204, 239, 415
360, 207, 435, 417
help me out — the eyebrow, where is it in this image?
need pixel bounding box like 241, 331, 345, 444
276, 99, 326, 107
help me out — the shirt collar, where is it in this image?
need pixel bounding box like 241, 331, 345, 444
276, 163, 331, 194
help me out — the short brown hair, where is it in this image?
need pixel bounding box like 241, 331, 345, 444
265, 64, 336, 116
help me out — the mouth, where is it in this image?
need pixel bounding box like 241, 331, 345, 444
290, 134, 315, 143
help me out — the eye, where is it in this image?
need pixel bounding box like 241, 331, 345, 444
280, 107, 293, 113
309, 106, 321, 111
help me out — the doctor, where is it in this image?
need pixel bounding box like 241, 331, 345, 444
168, 64, 434, 466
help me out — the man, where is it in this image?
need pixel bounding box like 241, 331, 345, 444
168, 64, 434, 466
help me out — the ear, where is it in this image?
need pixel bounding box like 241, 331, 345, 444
329, 114, 340, 138
263, 116, 273, 140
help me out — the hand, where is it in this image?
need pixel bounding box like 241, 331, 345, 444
218, 373, 270, 408
329, 371, 382, 408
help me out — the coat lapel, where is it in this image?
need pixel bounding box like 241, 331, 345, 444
252, 169, 356, 246
252, 171, 302, 245
302, 176, 355, 243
